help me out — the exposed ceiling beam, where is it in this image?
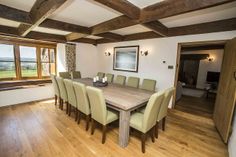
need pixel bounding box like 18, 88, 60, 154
168, 17, 236, 36
140, 0, 235, 23
73, 38, 97, 45
66, 33, 89, 41
26, 31, 67, 43
142, 21, 168, 37
97, 32, 123, 41
0, 25, 18, 36
93, 0, 140, 19
18, 0, 67, 36
40, 19, 91, 34
0, 4, 32, 24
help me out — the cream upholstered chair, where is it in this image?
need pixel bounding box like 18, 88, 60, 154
71, 71, 81, 79
140, 79, 156, 91
59, 72, 71, 79
73, 82, 91, 130
51, 74, 60, 106
56, 76, 68, 111
114, 75, 126, 85
130, 91, 165, 153
97, 72, 105, 79
64, 79, 77, 119
105, 73, 114, 83
86, 86, 118, 144
126, 76, 140, 88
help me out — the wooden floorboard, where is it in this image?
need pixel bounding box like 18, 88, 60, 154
0, 99, 228, 157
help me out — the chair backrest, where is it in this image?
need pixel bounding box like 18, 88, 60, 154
105, 73, 114, 83
73, 82, 90, 115
140, 79, 156, 91
56, 76, 68, 101
126, 77, 140, 88
50, 74, 60, 97
86, 86, 107, 125
157, 87, 175, 121
114, 75, 126, 85
59, 72, 71, 79
71, 71, 81, 79
97, 72, 105, 79
64, 79, 77, 107
142, 91, 165, 133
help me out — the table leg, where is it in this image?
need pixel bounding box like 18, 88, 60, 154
119, 110, 130, 147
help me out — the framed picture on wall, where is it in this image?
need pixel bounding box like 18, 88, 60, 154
113, 46, 139, 72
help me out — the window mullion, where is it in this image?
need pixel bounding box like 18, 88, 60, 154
37, 46, 41, 79
14, 44, 21, 80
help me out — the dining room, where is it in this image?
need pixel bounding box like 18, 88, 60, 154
0, 0, 236, 157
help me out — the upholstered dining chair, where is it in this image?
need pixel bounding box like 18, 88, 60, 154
139, 87, 175, 138
73, 82, 91, 130
140, 79, 156, 91
64, 79, 77, 119
114, 75, 126, 85
105, 73, 114, 83
56, 76, 68, 111
97, 72, 105, 79
50, 74, 60, 106
71, 71, 81, 79
59, 72, 71, 79
86, 86, 118, 144
129, 91, 165, 153
126, 76, 140, 88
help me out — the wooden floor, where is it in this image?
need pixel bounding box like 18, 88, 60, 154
175, 95, 215, 118
0, 99, 228, 157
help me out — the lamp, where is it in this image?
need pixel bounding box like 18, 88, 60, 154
105, 52, 111, 56
207, 56, 214, 62
141, 50, 148, 56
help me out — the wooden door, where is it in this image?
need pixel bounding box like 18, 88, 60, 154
213, 38, 236, 143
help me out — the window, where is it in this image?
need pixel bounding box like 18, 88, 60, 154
0, 44, 16, 79
20, 46, 38, 78
0, 39, 56, 81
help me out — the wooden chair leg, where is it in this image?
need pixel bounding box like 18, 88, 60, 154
55, 95, 57, 106
66, 102, 69, 114
61, 99, 64, 110
68, 104, 71, 116
77, 111, 81, 124
59, 98, 62, 109
151, 127, 155, 143
162, 117, 166, 131
141, 133, 146, 153
102, 125, 106, 144
85, 115, 90, 131
75, 109, 78, 121
91, 119, 95, 135
155, 122, 159, 139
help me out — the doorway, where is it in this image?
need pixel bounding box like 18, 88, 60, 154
173, 40, 226, 118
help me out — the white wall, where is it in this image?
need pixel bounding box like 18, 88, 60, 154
182, 49, 224, 89
0, 84, 54, 107
57, 43, 67, 74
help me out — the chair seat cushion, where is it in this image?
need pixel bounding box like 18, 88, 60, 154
106, 109, 118, 124
130, 112, 144, 132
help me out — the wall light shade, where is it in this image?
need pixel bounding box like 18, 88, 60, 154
141, 50, 148, 56
207, 56, 214, 62
105, 52, 111, 56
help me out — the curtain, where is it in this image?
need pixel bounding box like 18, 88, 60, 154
65, 44, 76, 72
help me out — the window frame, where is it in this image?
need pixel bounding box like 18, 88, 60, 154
0, 39, 57, 81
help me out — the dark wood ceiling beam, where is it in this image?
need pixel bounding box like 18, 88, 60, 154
0, 4, 32, 24
142, 21, 168, 36
168, 17, 236, 36
26, 31, 67, 43
93, 0, 140, 19
0, 25, 18, 36
73, 38, 97, 45
18, 0, 67, 36
140, 0, 235, 23
40, 19, 91, 34
97, 32, 123, 41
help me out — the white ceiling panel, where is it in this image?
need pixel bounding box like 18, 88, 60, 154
86, 35, 102, 39
0, 0, 36, 11
32, 27, 71, 35
127, 0, 163, 8
49, 0, 121, 27
112, 25, 150, 35
0, 18, 20, 27
160, 2, 236, 28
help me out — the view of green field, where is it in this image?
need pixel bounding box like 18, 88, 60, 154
0, 70, 37, 78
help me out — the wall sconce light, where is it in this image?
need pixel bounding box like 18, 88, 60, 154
207, 57, 214, 62
141, 50, 148, 56
105, 52, 111, 56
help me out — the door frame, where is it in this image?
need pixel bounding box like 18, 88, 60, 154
172, 40, 227, 108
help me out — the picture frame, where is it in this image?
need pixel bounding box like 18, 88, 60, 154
113, 46, 139, 72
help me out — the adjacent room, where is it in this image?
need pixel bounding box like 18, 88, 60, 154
0, 0, 236, 157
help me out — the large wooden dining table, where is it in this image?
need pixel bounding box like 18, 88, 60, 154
73, 78, 154, 148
